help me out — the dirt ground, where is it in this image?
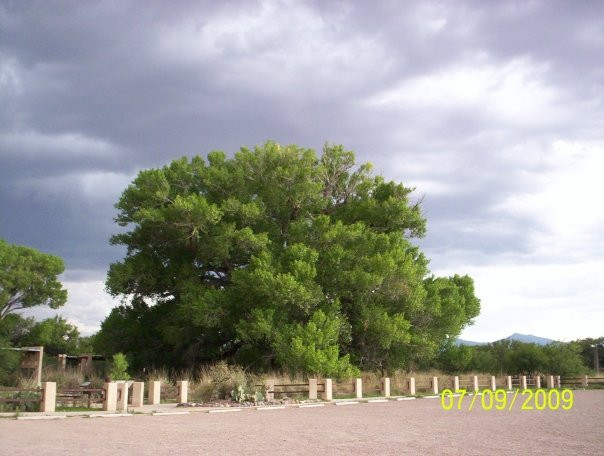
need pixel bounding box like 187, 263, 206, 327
1, 390, 602, 455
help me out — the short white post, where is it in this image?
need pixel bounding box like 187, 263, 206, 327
506, 376, 512, 390
177, 380, 188, 403
431, 377, 438, 395
472, 376, 479, 392
453, 376, 460, 391
308, 378, 318, 400
116, 382, 128, 411
40, 382, 56, 413
546, 375, 554, 389
265, 379, 275, 401
131, 382, 144, 407
354, 378, 363, 399
555, 375, 561, 388
381, 377, 390, 397
147, 381, 160, 405
582, 375, 588, 387
103, 382, 117, 412
490, 376, 496, 391
535, 376, 541, 389
408, 377, 416, 395
521, 376, 527, 390
323, 379, 333, 401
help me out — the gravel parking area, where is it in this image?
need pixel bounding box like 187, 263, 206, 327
1, 390, 602, 455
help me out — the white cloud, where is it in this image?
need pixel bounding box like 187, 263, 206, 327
21, 274, 120, 336
366, 56, 568, 127
496, 140, 604, 260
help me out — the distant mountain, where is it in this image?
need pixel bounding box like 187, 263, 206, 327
455, 338, 487, 346
456, 333, 556, 346
503, 333, 555, 345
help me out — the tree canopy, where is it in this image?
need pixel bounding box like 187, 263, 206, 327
98, 142, 480, 375
0, 240, 67, 320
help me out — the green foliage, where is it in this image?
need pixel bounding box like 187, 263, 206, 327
99, 142, 480, 374
0, 240, 67, 319
108, 353, 131, 380
435, 340, 589, 376
19, 316, 82, 355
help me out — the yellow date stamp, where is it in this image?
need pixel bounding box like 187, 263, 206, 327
440, 388, 574, 411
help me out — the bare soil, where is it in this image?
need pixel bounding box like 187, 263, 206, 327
1, 390, 602, 455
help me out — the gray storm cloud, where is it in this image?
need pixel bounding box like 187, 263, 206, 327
1, 0, 603, 339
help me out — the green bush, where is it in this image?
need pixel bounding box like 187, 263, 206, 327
108, 353, 130, 381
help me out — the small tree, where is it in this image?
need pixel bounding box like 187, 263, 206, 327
108, 353, 131, 380
0, 240, 67, 319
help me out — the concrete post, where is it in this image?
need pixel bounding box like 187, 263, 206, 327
103, 382, 117, 412
581, 375, 588, 387
131, 382, 144, 407
472, 376, 479, 392
177, 381, 188, 403
323, 379, 332, 401
40, 382, 56, 413
521, 376, 527, 390
354, 378, 363, 399
490, 376, 497, 391
506, 376, 512, 390
535, 376, 541, 388
453, 376, 460, 391
265, 379, 275, 401
308, 378, 318, 400
148, 381, 160, 405
431, 377, 438, 395
116, 382, 128, 411
408, 377, 416, 396
381, 377, 390, 397
556, 375, 561, 388
57, 354, 67, 370
546, 375, 554, 389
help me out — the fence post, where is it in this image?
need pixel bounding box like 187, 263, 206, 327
472, 376, 478, 392
57, 354, 67, 370
265, 379, 275, 401
555, 375, 561, 388
381, 377, 390, 397
506, 376, 512, 390
103, 382, 117, 412
582, 375, 588, 387
116, 382, 128, 411
432, 377, 439, 395
131, 382, 144, 407
40, 382, 56, 413
354, 378, 363, 399
546, 375, 554, 389
490, 376, 496, 391
409, 377, 416, 396
534, 376, 541, 389
177, 381, 188, 403
323, 379, 332, 401
308, 378, 318, 400
148, 381, 161, 405
453, 376, 460, 391
521, 376, 527, 389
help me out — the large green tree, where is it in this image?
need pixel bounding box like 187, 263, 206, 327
0, 240, 67, 320
99, 142, 480, 374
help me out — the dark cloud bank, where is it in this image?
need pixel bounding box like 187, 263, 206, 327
1, 0, 603, 338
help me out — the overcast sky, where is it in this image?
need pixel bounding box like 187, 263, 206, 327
1, 0, 603, 341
